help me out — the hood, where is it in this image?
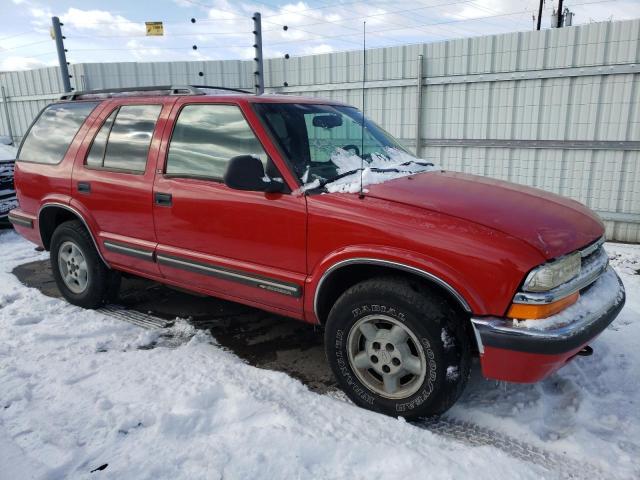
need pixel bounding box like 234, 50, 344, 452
365, 171, 603, 259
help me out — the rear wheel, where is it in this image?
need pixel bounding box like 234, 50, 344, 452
325, 276, 471, 418
50, 220, 119, 308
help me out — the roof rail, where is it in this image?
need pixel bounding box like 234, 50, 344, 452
59, 85, 251, 101
190, 85, 252, 94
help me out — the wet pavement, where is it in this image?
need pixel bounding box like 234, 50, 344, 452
13, 259, 337, 393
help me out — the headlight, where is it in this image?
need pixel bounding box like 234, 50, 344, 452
523, 252, 581, 292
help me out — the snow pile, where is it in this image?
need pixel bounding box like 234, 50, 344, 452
0, 230, 546, 480
303, 147, 439, 194
0, 142, 17, 161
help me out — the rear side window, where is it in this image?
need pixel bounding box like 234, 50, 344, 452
165, 104, 267, 180
86, 104, 161, 172
18, 102, 98, 164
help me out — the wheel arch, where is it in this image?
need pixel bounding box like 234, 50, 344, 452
38, 203, 109, 267
313, 258, 472, 326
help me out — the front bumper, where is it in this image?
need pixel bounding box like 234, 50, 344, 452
471, 267, 625, 383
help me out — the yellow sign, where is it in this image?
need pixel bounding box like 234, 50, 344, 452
145, 22, 164, 36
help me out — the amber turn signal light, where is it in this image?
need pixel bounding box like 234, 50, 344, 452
507, 292, 579, 320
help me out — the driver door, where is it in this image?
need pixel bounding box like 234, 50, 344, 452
152, 100, 307, 317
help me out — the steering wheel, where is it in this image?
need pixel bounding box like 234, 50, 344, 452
341, 144, 360, 156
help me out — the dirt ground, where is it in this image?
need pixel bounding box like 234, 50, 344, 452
13, 259, 337, 393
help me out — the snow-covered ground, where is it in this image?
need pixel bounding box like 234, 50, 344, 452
1, 230, 638, 479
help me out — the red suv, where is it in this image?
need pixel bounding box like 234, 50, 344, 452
9, 85, 625, 418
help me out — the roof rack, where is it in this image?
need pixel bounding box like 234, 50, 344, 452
59, 85, 252, 101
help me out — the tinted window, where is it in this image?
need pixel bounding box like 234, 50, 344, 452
18, 102, 98, 164
166, 104, 267, 180
86, 110, 116, 167
102, 105, 161, 172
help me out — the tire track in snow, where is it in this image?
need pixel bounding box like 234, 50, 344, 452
416, 417, 617, 479
100, 305, 622, 479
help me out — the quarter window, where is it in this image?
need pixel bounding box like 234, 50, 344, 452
86, 104, 161, 172
18, 102, 98, 165
166, 104, 267, 180
86, 110, 116, 168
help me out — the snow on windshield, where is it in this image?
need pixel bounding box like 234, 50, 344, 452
299, 147, 440, 194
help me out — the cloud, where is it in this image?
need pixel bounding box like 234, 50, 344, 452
0, 55, 48, 71
62, 8, 145, 35
303, 44, 333, 55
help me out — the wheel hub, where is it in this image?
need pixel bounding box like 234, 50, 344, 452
366, 333, 404, 376
58, 240, 89, 294
347, 314, 427, 400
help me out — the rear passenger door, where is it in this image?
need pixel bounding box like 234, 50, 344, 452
72, 100, 172, 277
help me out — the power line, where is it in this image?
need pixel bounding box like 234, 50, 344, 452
0, 30, 38, 42
261, 0, 621, 47
262, 0, 479, 28
1, 39, 51, 52
69, 30, 250, 39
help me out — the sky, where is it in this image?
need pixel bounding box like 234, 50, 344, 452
0, 0, 639, 71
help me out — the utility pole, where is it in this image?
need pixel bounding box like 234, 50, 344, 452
536, 0, 544, 30
252, 12, 264, 95
556, 0, 565, 28
51, 16, 71, 93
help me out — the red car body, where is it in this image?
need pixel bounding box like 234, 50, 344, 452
9, 91, 624, 384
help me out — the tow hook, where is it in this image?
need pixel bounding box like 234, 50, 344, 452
577, 345, 593, 357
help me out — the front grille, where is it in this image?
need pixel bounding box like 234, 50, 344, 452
577, 237, 607, 293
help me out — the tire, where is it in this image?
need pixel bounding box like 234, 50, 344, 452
50, 220, 119, 308
325, 276, 471, 419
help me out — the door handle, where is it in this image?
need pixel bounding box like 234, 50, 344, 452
78, 182, 91, 194
155, 192, 172, 206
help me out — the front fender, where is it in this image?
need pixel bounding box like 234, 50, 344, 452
305, 245, 482, 324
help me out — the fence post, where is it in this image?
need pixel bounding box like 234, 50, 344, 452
52, 16, 72, 93
1, 86, 14, 145
253, 12, 264, 95
415, 54, 424, 157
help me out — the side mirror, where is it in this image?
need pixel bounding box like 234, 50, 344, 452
223, 155, 284, 193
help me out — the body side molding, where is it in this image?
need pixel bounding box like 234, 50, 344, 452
103, 240, 155, 261
8, 212, 34, 228
156, 253, 302, 298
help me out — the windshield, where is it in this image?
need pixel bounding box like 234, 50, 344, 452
254, 103, 436, 193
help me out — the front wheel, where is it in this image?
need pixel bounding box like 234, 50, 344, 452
50, 220, 119, 308
325, 276, 471, 418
